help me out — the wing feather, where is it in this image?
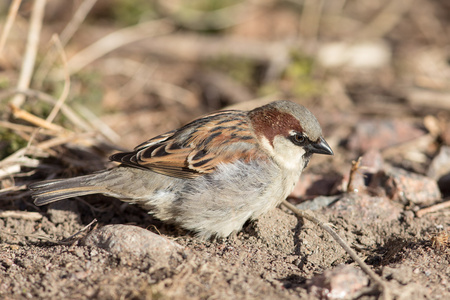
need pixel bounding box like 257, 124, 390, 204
109, 110, 267, 178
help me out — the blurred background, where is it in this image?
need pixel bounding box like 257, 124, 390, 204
1, 0, 450, 192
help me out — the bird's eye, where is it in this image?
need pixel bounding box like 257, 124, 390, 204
290, 133, 306, 145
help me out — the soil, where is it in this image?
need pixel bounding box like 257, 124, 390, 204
0, 184, 449, 299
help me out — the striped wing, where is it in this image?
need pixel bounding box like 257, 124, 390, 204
110, 110, 266, 178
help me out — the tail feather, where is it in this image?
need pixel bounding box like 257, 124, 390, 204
29, 176, 106, 206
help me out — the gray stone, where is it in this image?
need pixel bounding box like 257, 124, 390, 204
83, 224, 185, 262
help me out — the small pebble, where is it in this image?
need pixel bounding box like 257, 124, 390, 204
307, 265, 369, 299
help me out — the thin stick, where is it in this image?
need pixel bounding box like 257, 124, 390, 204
59, 0, 98, 46
45, 35, 70, 124
0, 0, 22, 54
59, 218, 98, 244
155, 0, 259, 30
34, 132, 96, 150
356, 0, 414, 39
10, 0, 47, 108
0, 210, 43, 221
347, 156, 362, 192
0, 184, 31, 195
75, 105, 121, 144
5, 88, 94, 132
416, 198, 450, 218
67, 19, 174, 74
299, 0, 324, 41
9, 103, 66, 133
282, 200, 391, 300
35, 0, 98, 86
0, 120, 50, 134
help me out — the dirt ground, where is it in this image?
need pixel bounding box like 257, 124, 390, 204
1, 1, 450, 299
0, 191, 449, 299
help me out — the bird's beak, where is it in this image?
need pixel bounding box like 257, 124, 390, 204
308, 137, 334, 155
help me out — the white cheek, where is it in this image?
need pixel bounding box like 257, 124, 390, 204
272, 136, 306, 170
259, 136, 275, 156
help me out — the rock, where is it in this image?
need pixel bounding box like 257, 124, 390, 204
427, 146, 450, 196
378, 167, 441, 206
326, 193, 402, 223
83, 224, 185, 263
437, 174, 450, 197
359, 149, 385, 173
428, 146, 450, 180
443, 122, 450, 146
296, 196, 340, 211
307, 264, 369, 299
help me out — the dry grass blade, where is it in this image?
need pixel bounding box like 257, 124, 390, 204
44, 35, 70, 124
10, 0, 47, 108
299, 0, 324, 40
0, 210, 42, 221
58, 0, 99, 46
135, 33, 293, 64
75, 105, 121, 144
15, 88, 93, 132
2, 94, 118, 193
0, 88, 98, 134
59, 218, 98, 245
0, 156, 39, 180
0, 0, 22, 54
357, 0, 414, 39
9, 103, 67, 133
67, 19, 174, 74
35, 0, 98, 86
116, 59, 157, 102
0, 120, 54, 136
155, 0, 261, 30
100, 58, 198, 108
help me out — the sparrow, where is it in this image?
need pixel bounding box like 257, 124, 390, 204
29, 100, 333, 239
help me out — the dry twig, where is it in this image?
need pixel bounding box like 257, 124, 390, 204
282, 200, 391, 300
9, 103, 66, 133
0, 88, 94, 132
10, 0, 47, 108
416, 198, 450, 218
0, 0, 22, 54
44, 35, 70, 124
67, 19, 174, 74
299, 0, 324, 41
347, 156, 362, 192
59, 218, 98, 245
0, 210, 42, 221
35, 0, 98, 86
155, 0, 262, 30
357, 0, 414, 39
100, 58, 198, 109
